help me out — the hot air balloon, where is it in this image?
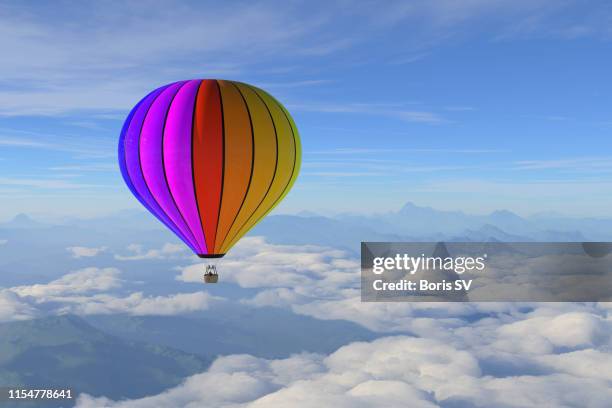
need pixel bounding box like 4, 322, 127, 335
118, 80, 301, 283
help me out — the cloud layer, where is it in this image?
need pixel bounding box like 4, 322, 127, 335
178, 237, 505, 334
156, 238, 611, 407
76, 314, 612, 408
3, 237, 611, 407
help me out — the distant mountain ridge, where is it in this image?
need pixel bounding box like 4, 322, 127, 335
85, 306, 378, 360
335, 201, 588, 242
0, 315, 210, 404
0, 203, 607, 265
0, 214, 46, 229
0, 311, 378, 405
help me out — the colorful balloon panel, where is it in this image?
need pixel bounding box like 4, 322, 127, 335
119, 79, 301, 257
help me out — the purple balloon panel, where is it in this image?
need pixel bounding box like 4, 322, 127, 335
163, 80, 208, 253
139, 82, 202, 252
121, 85, 198, 252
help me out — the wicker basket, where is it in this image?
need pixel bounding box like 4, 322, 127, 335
204, 274, 219, 283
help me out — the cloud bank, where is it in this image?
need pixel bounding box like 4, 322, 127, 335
178, 237, 506, 334
2, 237, 610, 407
3, 267, 222, 318
76, 319, 612, 408
146, 238, 610, 407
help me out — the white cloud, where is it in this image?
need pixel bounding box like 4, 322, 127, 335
5, 267, 223, 318
178, 237, 510, 333
12, 267, 121, 298
115, 243, 189, 261
178, 236, 357, 292
538, 349, 612, 382
494, 312, 608, 354
60, 291, 220, 316
0, 289, 37, 322
76, 331, 612, 408
177, 238, 612, 354
67, 246, 107, 258
0, 239, 7, 245
243, 288, 308, 308
75, 337, 466, 408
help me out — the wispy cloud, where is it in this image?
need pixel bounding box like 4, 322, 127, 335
310, 147, 506, 154
255, 79, 333, 89
444, 105, 476, 112
0, 135, 50, 148
514, 157, 612, 172
386, 52, 430, 65
0, 129, 114, 158
0, 177, 105, 190
114, 243, 190, 261
1, 0, 609, 117
289, 102, 448, 124
49, 163, 116, 173
302, 161, 481, 176
0, 3, 346, 116
66, 246, 107, 258
302, 171, 387, 177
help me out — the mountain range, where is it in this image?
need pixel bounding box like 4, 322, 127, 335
0, 308, 377, 406
0, 315, 210, 407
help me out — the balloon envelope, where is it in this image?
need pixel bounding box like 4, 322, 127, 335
118, 80, 301, 257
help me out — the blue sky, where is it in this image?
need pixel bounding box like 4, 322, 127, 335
1, 0, 612, 219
